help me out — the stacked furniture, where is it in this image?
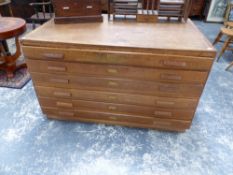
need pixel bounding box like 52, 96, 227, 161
112, 0, 138, 19
137, 0, 159, 22
158, 0, 191, 22
22, 15, 216, 132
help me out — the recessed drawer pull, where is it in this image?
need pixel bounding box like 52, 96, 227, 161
47, 66, 67, 72
109, 116, 117, 120
159, 85, 178, 92
108, 96, 118, 100
58, 111, 74, 117
156, 100, 175, 106
43, 53, 64, 59
62, 6, 70, 10
56, 102, 73, 108
161, 60, 187, 68
108, 81, 119, 87
160, 73, 182, 81
108, 106, 117, 110
154, 111, 172, 117
107, 68, 118, 74
86, 5, 93, 9
50, 78, 69, 84
153, 121, 171, 126
53, 91, 72, 98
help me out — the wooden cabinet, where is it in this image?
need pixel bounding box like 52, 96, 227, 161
189, 0, 205, 17
21, 15, 216, 132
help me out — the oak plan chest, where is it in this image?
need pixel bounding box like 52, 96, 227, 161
21, 15, 216, 132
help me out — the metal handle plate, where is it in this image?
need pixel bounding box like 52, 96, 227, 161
56, 102, 73, 108
47, 66, 67, 72
53, 91, 72, 98
154, 111, 172, 117
43, 53, 64, 59
160, 73, 182, 81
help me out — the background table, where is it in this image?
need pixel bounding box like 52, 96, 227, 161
0, 17, 26, 78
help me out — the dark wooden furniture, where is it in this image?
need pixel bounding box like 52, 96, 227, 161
189, 0, 204, 17
0, 17, 27, 78
29, 0, 53, 29
22, 15, 216, 132
0, 0, 13, 16
52, 0, 103, 23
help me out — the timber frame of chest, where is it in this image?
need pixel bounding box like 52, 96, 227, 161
21, 15, 216, 132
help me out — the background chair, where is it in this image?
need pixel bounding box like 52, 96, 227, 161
29, 0, 53, 29
213, 22, 233, 70
225, 0, 233, 22
0, 0, 13, 16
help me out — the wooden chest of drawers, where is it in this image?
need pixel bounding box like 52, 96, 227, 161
21, 15, 216, 131
52, 0, 103, 23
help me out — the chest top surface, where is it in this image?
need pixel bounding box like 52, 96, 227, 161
22, 15, 215, 57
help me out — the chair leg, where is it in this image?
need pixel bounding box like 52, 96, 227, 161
213, 31, 223, 45
226, 61, 233, 71
216, 37, 232, 62
32, 20, 36, 30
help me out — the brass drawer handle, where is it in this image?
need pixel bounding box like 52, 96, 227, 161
109, 116, 117, 120
50, 78, 69, 84
153, 121, 171, 126
107, 68, 118, 74
156, 100, 175, 106
154, 111, 172, 117
108, 106, 117, 110
53, 91, 72, 98
160, 73, 182, 81
47, 66, 67, 72
108, 81, 119, 87
43, 53, 64, 59
56, 102, 73, 108
108, 95, 118, 100
58, 111, 74, 117
159, 85, 178, 92
161, 60, 187, 68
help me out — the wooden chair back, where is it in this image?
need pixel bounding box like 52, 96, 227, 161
29, 0, 53, 28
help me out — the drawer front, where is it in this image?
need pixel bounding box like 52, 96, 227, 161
31, 73, 204, 98
38, 97, 195, 120
23, 46, 213, 71
53, 0, 101, 17
27, 59, 208, 84
42, 107, 191, 131
36, 86, 199, 109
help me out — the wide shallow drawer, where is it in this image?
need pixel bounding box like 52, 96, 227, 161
27, 59, 208, 84
31, 73, 204, 98
36, 86, 199, 109
42, 108, 191, 131
23, 46, 213, 71
38, 97, 195, 120
42, 107, 191, 131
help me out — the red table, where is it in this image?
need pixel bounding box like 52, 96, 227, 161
0, 17, 26, 78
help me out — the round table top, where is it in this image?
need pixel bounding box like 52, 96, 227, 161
0, 17, 26, 40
